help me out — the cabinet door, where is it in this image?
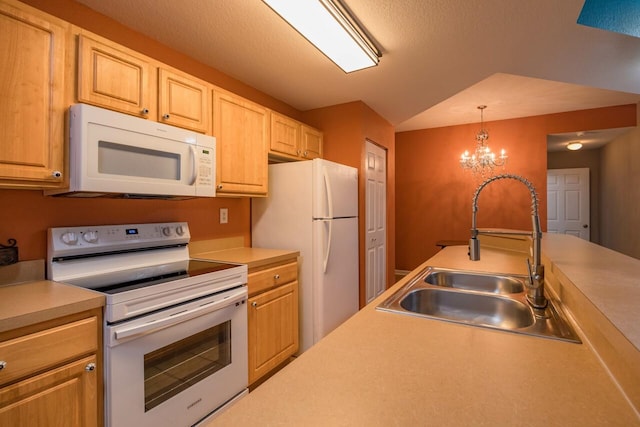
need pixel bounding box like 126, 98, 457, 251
213, 90, 268, 196
301, 125, 323, 159
248, 281, 299, 385
0, 1, 66, 188
158, 68, 211, 133
77, 35, 155, 118
270, 112, 301, 158
0, 355, 98, 427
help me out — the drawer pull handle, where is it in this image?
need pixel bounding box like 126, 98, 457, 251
0, 361, 6, 370
274, 274, 280, 280
85, 363, 96, 372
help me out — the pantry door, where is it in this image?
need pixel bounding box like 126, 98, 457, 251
365, 140, 387, 304
547, 168, 590, 240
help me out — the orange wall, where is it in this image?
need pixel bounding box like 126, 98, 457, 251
395, 104, 637, 271
304, 102, 396, 305
0, 189, 250, 261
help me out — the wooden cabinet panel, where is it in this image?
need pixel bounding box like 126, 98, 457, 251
0, 317, 97, 386
77, 34, 155, 118
0, 308, 101, 427
213, 90, 268, 196
248, 262, 298, 297
270, 112, 301, 158
268, 112, 323, 162
158, 68, 211, 133
301, 125, 323, 159
0, 0, 66, 188
248, 281, 299, 385
0, 355, 98, 427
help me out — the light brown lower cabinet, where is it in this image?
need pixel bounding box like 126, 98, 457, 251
247, 261, 299, 386
0, 310, 102, 426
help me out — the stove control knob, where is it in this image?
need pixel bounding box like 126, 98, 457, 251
60, 232, 78, 245
82, 231, 99, 244
175, 225, 185, 236
162, 227, 173, 236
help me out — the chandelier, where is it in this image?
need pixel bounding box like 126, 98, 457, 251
460, 105, 507, 176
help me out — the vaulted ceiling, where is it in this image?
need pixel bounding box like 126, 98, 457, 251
74, 0, 640, 136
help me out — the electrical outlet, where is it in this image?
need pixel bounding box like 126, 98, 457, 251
219, 208, 228, 224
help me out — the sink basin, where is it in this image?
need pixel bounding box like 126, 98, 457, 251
400, 288, 535, 329
423, 269, 524, 294
377, 267, 581, 343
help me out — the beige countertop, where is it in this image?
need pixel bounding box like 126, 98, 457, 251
0, 280, 104, 333
192, 247, 299, 270
208, 237, 640, 426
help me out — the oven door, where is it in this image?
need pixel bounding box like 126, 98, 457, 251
105, 287, 247, 427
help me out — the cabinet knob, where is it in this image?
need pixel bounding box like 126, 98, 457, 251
52, 170, 62, 178
252, 301, 258, 307
0, 361, 6, 370
303, 151, 308, 157
217, 184, 223, 189
141, 108, 149, 115
162, 113, 170, 120
85, 363, 96, 372
274, 274, 280, 280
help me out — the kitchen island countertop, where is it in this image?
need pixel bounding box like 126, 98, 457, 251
208, 234, 640, 426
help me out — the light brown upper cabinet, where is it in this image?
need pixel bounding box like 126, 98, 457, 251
0, 0, 67, 189
213, 90, 269, 197
77, 34, 211, 133
301, 124, 323, 160
158, 68, 211, 133
269, 111, 323, 161
77, 34, 156, 119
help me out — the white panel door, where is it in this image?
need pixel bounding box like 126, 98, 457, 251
547, 168, 590, 240
365, 140, 387, 304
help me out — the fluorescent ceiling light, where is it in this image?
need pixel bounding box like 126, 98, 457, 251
567, 142, 583, 151
263, 0, 380, 73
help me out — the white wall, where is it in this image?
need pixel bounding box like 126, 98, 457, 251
600, 104, 640, 259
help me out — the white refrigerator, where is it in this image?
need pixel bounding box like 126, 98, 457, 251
251, 158, 359, 353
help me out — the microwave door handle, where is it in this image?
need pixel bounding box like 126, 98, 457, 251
189, 145, 198, 186
113, 288, 246, 340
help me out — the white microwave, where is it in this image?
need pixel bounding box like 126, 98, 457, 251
46, 104, 216, 199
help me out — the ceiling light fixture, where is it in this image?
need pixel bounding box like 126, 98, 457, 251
262, 0, 380, 73
567, 142, 583, 150
460, 105, 508, 177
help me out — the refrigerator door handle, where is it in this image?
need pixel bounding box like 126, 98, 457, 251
323, 166, 334, 219
323, 219, 332, 273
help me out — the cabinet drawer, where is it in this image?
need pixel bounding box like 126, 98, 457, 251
0, 317, 98, 386
248, 262, 297, 296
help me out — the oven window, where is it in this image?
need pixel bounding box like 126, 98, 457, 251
144, 321, 231, 411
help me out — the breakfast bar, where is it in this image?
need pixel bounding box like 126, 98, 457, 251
208, 234, 640, 426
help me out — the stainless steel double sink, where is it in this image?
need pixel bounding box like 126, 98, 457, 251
377, 267, 581, 343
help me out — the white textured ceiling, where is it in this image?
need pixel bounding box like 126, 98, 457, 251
74, 0, 640, 140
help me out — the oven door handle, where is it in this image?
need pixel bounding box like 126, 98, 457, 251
114, 288, 246, 340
